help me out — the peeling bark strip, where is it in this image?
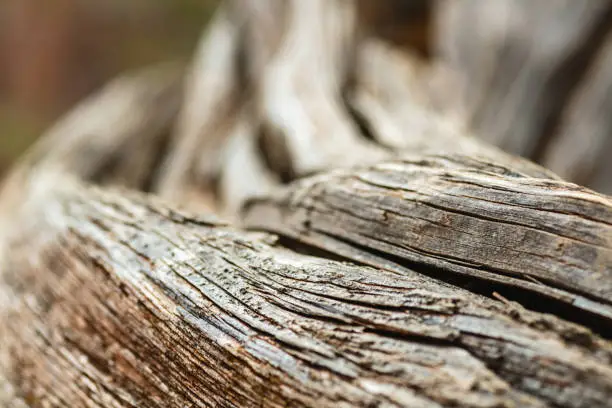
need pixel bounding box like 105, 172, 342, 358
1, 182, 612, 407
244, 154, 612, 333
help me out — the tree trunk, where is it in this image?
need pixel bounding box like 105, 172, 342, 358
1, 1, 612, 407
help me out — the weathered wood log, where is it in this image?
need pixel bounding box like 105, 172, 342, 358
433, 0, 612, 193
0, 65, 184, 408
4, 177, 612, 408
2, 1, 612, 407
244, 154, 612, 332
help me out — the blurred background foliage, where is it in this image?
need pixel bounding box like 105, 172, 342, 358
0, 0, 219, 174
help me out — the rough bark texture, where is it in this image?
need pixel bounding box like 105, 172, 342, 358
4, 180, 612, 408
244, 154, 612, 331
2, 1, 612, 407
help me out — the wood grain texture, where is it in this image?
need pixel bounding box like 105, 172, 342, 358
2, 180, 612, 407
244, 154, 612, 332
2, 1, 612, 407
433, 0, 612, 193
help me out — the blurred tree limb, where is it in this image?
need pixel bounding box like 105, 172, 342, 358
1, 1, 612, 407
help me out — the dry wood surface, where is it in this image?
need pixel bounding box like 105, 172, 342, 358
1, 1, 612, 407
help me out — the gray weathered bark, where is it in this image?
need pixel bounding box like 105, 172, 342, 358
1, 1, 612, 407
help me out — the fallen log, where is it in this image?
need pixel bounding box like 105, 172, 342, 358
1, 1, 612, 407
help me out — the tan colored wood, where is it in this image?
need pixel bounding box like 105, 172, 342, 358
433, 0, 612, 193
2, 1, 612, 407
